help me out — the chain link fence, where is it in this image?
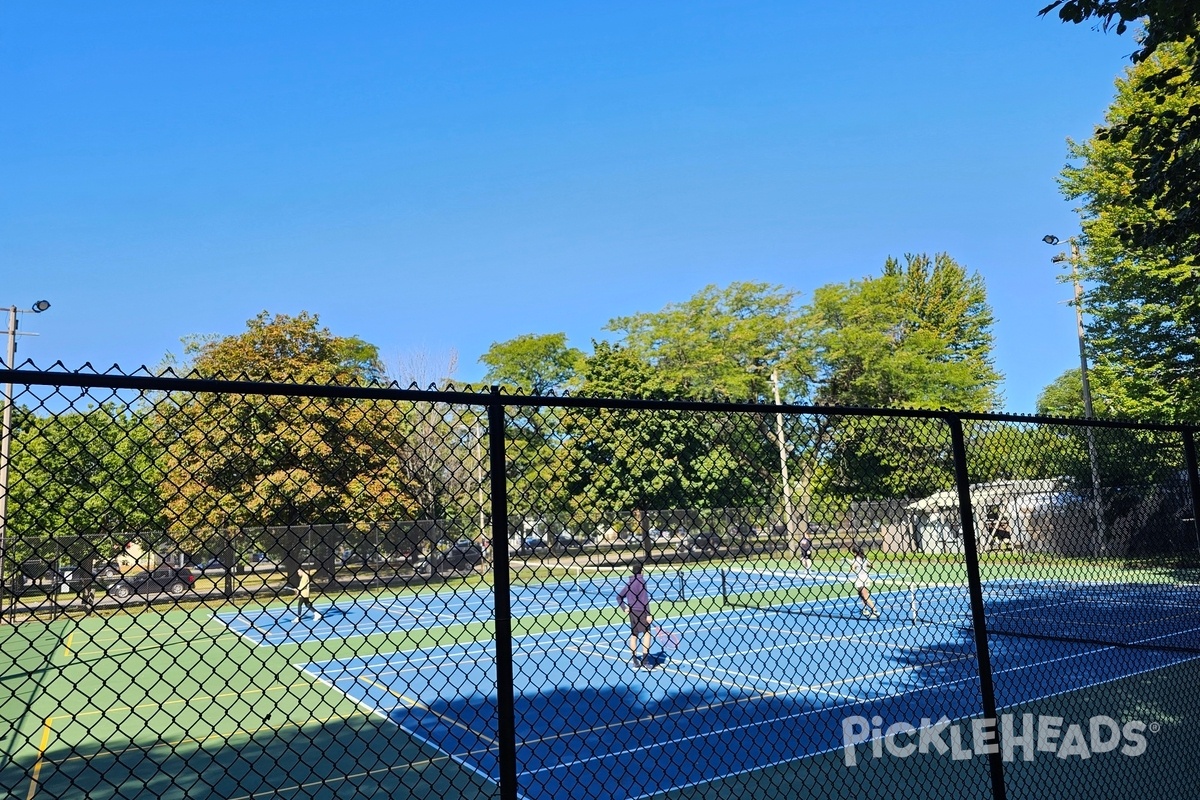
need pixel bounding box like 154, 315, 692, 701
2, 366, 1199, 799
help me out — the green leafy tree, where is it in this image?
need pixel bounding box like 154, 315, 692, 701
1060, 38, 1200, 423
605, 282, 806, 402
479, 333, 583, 395
965, 422, 1074, 484
1044, 3, 1200, 266
1039, 2, 1200, 56
1037, 370, 1089, 417
1035, 368, 1187, 556
1037, 1, 1199, 552
799, 253, 1001, 500
478, 333, 584, 532
597, 282, 805, 546
158, 312, 420, 570
801, 253, 1000, 411
7, 405, 165, 558
561, 343, 773, 525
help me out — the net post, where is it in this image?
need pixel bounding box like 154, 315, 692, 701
909, 582, 917, 625
946, 414, 1008, 800
720, 568, 728, 607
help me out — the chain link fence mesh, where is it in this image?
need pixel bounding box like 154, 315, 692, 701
2, 368, 1199, 799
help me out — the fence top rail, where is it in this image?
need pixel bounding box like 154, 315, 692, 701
3, 366, 1196, 434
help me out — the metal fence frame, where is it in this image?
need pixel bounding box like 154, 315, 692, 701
3, 366, 1200, 800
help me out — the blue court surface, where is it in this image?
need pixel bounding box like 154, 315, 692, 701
276, 580, 1200, 800
216, 567, 823, 646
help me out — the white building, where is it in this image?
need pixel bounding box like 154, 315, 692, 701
905, 478, 1098, 556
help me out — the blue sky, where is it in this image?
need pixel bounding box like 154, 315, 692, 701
1, 2, 1137, 410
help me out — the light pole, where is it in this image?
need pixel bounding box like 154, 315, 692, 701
1043, 235, 1106, 554
474, 419, 486, 541
0, 301, 51, 618
769, 370, 799, 557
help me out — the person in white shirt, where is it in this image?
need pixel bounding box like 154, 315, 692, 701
849, 545, 878, 618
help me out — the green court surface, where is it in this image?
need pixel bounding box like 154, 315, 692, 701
0, 603, 490, 800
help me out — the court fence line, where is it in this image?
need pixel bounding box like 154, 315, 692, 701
2, 365, 1200, 800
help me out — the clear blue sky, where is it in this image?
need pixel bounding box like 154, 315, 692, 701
2, 2, 1137, 411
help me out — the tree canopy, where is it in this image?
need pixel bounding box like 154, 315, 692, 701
158, 312, 420, 556
180, 310, 384, 384
1044, 3, 1200, 269
605, 282, 804, 402
478, 332, 583, 395
799, 253, 1001, 412
8, 405, 165, 551
1061, 38, 1200, 422
1039, 1, 1200, 60
562, 342, 772, 516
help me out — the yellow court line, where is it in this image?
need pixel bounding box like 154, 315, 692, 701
25, 716, 52, 800
61, 632, 74, 661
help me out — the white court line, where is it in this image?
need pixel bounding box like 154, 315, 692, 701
293, 586, 1200, 800
518, 663, 988, 780
730, 604, 974, 655
525, 617, 1188, 785
339, 613, 974, 759
298, 576, 1200, 793
295, 667, 507, 794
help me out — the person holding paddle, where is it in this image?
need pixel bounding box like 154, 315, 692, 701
617, 561, 655, 669
849, 545, 879, 618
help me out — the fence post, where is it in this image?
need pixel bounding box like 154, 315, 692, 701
488, 389, 519, 800
946, 414, 1007, 800
1182, 429, 1200, 554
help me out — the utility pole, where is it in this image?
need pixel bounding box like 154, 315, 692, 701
1068, 241, 1107, 556
770, 370, 799, 557
0, 301, 51, 620
1045, 235, 1106, 555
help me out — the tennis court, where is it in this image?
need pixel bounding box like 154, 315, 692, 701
9, 366, 1200, 799
6, 562, 1200, 800
217, 567, 755, 647
271, 575, 1200, 800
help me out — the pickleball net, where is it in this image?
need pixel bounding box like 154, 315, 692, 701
720, 567, 1200, 653
719, 567, 923, 624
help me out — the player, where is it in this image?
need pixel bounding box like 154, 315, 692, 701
848, 545, 878, 618
287, 563, 321, 623
617, 561, 654, 669
799, 534, 813, 574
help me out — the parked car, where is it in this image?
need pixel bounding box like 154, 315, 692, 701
106, 567, 197, 601
417, 540, 485, 577
551, 531, 588, 556
91, 561, 123, 582
683, 531, 723, 558
510, 536, 551, 558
